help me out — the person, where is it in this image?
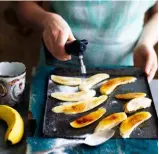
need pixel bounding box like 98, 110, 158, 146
17, 1, 158, 82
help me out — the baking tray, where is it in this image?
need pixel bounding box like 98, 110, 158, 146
42, 67, 158, 139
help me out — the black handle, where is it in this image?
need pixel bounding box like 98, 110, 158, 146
65, 39, 88, 56
43, 39, 88, 59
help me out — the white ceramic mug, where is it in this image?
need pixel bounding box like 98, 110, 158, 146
0, 62, 26, 106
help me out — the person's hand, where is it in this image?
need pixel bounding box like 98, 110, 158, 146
133, 44, 157, 82
42, 13, 75, 61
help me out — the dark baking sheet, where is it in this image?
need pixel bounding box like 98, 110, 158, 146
42, 67, 158, 139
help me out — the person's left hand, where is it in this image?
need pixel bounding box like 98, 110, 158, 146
133, 44, 158, 83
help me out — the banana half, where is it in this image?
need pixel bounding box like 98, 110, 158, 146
52, 95, 108, 114
120, 111, 151, 138
0, 105, 24, 144
51, 90, 96, 102
70, 107, 106, 128
51, 75, 82, 86
100, 77, 136, 95
95, 112, 127, 132
115, 92, 146, 99
124, 97, 151, 113
79, 73, 109, 91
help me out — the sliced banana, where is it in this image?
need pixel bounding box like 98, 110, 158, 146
70, 108, 106, 128
124, 97, 151, 113
100, 77, 136, 95
115, 92, 146, 99
52, 95, 108, 114
51, 75, 82, 86
51, 90, 96, 102
95, 112, 127, 132
79, 73, 109, 91
120, 112, 151, 138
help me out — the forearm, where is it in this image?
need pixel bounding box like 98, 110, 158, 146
137, 12, 158, 47
17, 2, 50, 30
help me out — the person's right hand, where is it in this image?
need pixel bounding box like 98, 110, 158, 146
42, 13, 76, 61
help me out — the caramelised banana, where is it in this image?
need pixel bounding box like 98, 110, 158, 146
100, 77, 136, 95
70, 108, 106, 128
52, 95, 107, 114
95, 112, 127, 132
115, 92, 146, 99
120, 112, 151, 138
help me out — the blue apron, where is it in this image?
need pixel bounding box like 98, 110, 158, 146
39, 0, 156, 67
